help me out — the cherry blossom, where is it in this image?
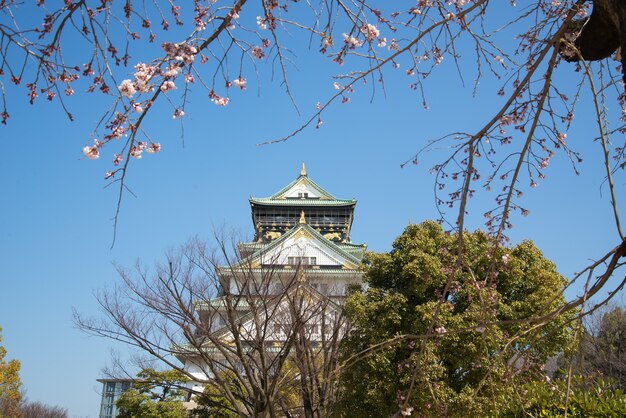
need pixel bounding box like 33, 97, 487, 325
252, 47, 265, 59
256, 16, 267, 30
343, 34, 363, 49
145, 142, 161, 154
164, 64, 181, 77
118, 79, 136, 98
233, 77, 246, 90
160, 80, 176, 92
83, 145, 99, 160
360, 24, 379, 42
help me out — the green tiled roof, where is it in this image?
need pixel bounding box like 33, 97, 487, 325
232, 222, 364, 269
222, 268, 364, 275
270, 173, 337, 200
195, 298, 250, 310
239, 239, 366, 258
249, 197, 355, 206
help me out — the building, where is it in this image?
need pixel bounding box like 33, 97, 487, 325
179, 164, 366, 405
96, 378, 134, 418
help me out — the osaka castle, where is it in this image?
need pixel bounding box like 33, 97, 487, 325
179, 164, 366, 400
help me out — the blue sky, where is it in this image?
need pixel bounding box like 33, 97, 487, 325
1, 2, 625, 416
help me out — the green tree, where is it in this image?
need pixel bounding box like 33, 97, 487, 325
191, 371, 242, 418
0, 327, 22, 418
502, 375, 626, 417
116, 368, 189, 418
338, 221, 572, 417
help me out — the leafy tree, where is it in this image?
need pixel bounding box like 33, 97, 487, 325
1, 1, 623, 327
0, 327, 22, 418
502, 375, 626, 417
191, 371, 244, 418
338, 221, 573, 417
116, 368, 189, 418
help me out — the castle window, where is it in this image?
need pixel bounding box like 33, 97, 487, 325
287, 256, 315, 266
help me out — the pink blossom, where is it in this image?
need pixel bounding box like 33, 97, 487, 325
233, 77, 246, 90
82, 145, 99, 160
118, 79, 136, 98
133, 63, 158, 93
399, 406, 414, 416
173, 109, 185, 119
252, 47, 265, 59
256, 16, 267, 30
162, 42, 197, 64
342, 33, 363, 48
214, 97, 229, 106
360, 24, 379, 42
130, 146, 143, 159
145, 142, 161, 154
164, 64, 181, 77
160, 80, 176, 92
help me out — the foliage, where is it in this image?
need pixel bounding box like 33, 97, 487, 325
116, 368, 189, 418
502, 375, 626, 417
338, 221, 572, 417
0, 327, 22, 418
191, 372, 242, 418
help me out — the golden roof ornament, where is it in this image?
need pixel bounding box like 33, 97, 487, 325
300, 163, 307, 176
299, 210, 306, 224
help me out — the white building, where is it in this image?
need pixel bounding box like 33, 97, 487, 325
178, 165, 366, 410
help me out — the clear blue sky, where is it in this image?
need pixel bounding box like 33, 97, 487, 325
1, 3, 624, 417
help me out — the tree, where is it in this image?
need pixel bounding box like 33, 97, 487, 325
501, 375, 626, 417
337, 221, 573, 417
115, 369, 189, 418
20, 401, 68, 418
76, 237, 354, 417
1, 1, 624, 330
0, 327, 22, 418
0, 1, 624, 294
559, 305, 626, 389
